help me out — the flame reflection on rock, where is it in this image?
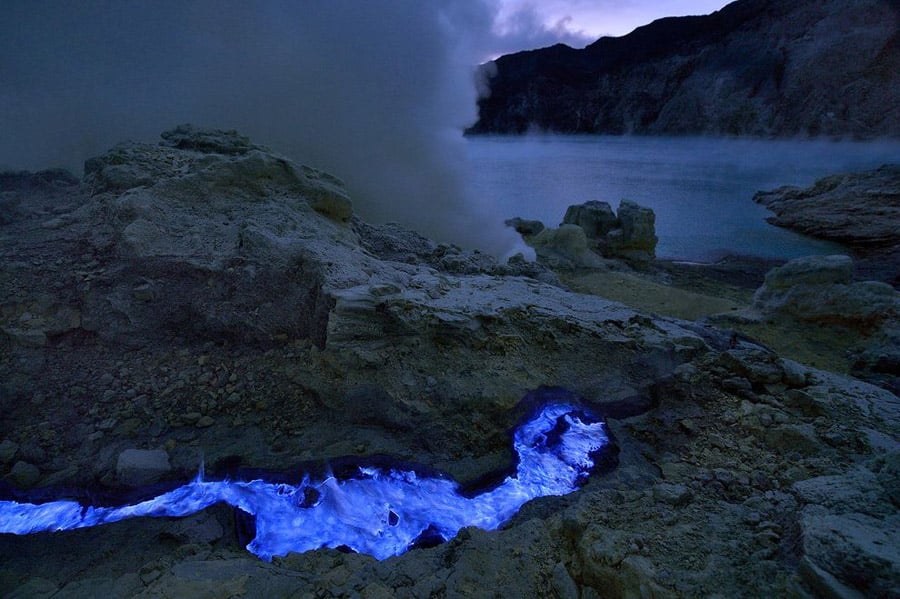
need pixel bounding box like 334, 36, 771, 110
0, 402, 610, 560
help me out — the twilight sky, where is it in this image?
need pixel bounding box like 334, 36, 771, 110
490, 0, 730, 56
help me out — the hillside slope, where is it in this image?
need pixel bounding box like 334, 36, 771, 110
470, 0, 900, 138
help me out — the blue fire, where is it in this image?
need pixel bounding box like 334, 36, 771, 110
0, 401, 611, 560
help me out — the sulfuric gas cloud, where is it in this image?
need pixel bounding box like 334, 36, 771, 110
0, 1, 578, 254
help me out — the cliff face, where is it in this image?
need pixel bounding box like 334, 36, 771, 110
470, 0, 900, 138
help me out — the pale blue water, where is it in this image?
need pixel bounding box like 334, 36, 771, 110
465, 136, 900, 262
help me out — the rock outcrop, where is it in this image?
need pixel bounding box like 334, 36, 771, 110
754, 164, 900, 286
1, 127, 898, 598
0, 125, 704, 463
599, 200, 658, 263
795, 464, 900, 598
469, 0, 900, 138
526, 224, 606, 269
504, 217, 545, 238
746, 254, 900, 393
509, 199, 658, 267
752, 255, 899, 327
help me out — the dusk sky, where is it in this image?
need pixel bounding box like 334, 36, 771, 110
490, 0, 731, 56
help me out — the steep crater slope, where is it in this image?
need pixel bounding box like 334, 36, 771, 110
470, 0, 900, 137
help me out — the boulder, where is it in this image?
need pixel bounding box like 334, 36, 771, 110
752, 255, 899, 327
762, 254, 853, 289
555, 199, 658, 263
528, 224, 605, 269
509, 199, 659, 267
561, 200, 617, 240
504, 217, 545, 238
606, 200, 658, 262
795, 465, 900, 597
800, 508, 900, 597
73, 126, 366, 347
5, 461, 40, 488
116, 449, 172, 487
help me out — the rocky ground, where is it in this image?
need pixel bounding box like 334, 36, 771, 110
754, 164, 900, 287
1, 127, 898, 598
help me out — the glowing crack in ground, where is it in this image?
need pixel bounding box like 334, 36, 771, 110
0, 402, 610, 560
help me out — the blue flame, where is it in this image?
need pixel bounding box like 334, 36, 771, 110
0, 402, 610, 560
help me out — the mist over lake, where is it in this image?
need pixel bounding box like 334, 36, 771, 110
465, 136, 900, 262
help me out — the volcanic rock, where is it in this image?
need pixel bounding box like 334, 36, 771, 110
470, 0, 900, 138
605, 200, 658, 263
116, 449, 172, 487
527, 224, 606, 269
561, 201, 618, 240
753, 164, 900, 286
2, 125, 899, 598
752, 255, 899, 327
509, 199, 658, 267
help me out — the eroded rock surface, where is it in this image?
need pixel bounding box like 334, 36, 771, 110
743, 254, 900, 394
754, 164, 900, 286
752, 255, 899, 327
1, 127, 897, 598
509, 199, 658, 268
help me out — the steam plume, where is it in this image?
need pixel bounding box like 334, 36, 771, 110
0, 1, 532, 252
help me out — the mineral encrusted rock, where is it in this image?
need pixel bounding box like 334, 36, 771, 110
603, 200, 658, 262
510, 199, 658, 267
562, 199, 659, 262
562, 201, 618, 240
754, 164, 900, 286
527, 224, 606, 269
752, 255, 899, 327
1, 126, 898, 598
746, 254, 900, 394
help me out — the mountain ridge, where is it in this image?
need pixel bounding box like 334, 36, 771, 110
470, 0, 900, 138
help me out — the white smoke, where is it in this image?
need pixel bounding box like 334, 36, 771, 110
0, 1, 583, 254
